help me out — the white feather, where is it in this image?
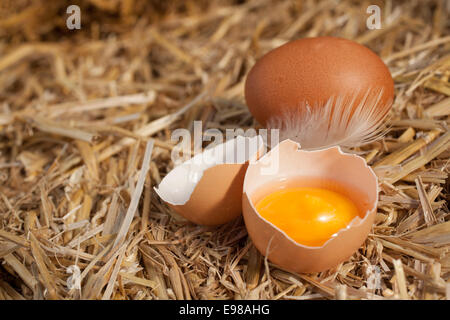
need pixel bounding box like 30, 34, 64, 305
266, 88, 392, 149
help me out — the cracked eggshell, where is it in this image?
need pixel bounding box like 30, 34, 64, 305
156, 136, 264, 226
242, 139, 378, 273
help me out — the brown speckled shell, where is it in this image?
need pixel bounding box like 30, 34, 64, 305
245, 37, 394, 125
242, 140, 378, 273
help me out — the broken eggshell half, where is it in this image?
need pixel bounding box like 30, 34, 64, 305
242, 139, 378, 273
155, 135, 264, 226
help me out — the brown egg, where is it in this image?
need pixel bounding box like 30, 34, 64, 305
242, 139, 378, 273
245, 37, 394, 149
155, 136, 264, 226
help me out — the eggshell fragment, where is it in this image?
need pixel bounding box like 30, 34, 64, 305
242, 139, 378, 273
170, 164, 247, 225
156, 135, 264, 226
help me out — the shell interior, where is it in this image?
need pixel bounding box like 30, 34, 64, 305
243, 139, 378, 248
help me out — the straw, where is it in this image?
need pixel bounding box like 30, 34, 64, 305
0, 0, 448, 300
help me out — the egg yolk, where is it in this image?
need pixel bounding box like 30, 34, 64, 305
255, 187, 359, 247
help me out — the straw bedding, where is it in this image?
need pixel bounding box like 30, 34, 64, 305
0, 0, 449, 300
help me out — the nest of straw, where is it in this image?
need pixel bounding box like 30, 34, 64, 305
0, 0, 449, 300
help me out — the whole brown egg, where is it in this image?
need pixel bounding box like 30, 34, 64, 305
245, 37, 394, 148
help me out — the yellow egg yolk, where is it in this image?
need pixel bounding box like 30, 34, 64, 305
255, 187, 359, 247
